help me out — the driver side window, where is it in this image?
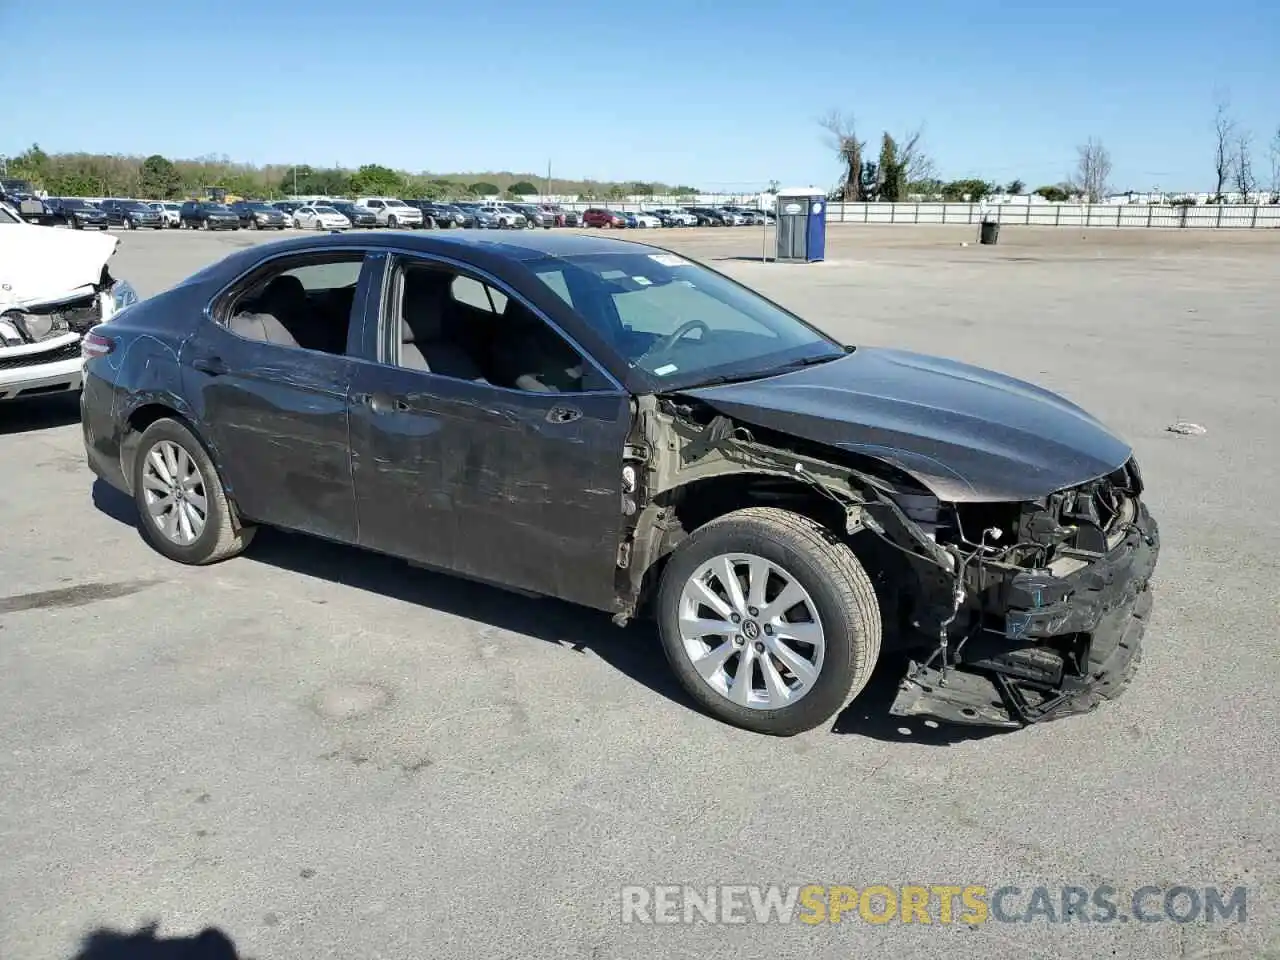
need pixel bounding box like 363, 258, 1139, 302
391, 262, 591, 394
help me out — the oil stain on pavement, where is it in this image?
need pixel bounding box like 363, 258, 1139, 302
0, 579, 162, 615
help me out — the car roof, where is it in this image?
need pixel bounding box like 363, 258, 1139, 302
237, 229, 665, 263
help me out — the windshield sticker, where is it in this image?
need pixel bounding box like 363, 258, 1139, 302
632, 276, 653, 286
654, 363, 679, 376
648, 253, 689, 267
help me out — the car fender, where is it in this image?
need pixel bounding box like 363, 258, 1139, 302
111, 333, 230, 496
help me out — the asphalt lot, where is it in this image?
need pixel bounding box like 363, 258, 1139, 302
2, 224, 1278, 959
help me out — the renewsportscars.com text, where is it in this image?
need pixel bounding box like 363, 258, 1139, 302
620, 884, 1248, 925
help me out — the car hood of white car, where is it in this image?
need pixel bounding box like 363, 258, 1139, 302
0, 223, 119, 307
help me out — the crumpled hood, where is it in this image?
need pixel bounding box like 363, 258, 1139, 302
681, 347, 1133, 503
0, 225, 118, 306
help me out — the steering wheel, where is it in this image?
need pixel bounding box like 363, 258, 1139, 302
644, 318, 710, 359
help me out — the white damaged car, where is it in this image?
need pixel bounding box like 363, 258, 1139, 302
0, 201, 139, 401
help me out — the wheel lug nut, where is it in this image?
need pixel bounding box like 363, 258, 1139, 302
733, 635, 744, 646
763, 624, 773, 635
754, 641, 765, 653
748, 606, 759, 616
730, 613, 741, 624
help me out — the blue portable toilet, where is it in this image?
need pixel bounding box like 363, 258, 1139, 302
774, 187, 827, 262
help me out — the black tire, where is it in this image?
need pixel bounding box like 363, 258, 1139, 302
126, 217, 136, 230
132, 418, 255, 565
656, 507, 881, 736
72, 217, 82, 230
388, 214, 398, 228
201, 218, 210, 230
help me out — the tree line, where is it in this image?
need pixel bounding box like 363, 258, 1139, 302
0, 146, 701, 201
821, 105, 1280, 204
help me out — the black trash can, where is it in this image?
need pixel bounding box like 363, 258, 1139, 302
979, 220, 1000, 245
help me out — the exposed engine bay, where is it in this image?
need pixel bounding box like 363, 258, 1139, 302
618, 395, 1160, 729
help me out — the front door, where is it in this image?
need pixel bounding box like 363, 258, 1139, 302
346, 257, 633, 611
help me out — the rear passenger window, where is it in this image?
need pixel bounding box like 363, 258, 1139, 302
284, 261, 362, 291
224, 253, 367, 356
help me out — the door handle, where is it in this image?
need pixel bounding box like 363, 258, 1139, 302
356, 392, 408, 414
546, 404, 582, 424
192, 356, 228, 376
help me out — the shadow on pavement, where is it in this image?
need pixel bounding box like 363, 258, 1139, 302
88, 484, 1013, 744
243, 526, 699, 715
92, 478, 137, 525
0, 391, 81, 435
68, 922, 244, 959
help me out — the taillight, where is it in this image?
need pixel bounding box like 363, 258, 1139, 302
81, 330, 115, 359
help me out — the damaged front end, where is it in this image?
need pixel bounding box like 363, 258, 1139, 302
887, 458, 1159, 727
0, 271, 139, 401
618, 395, 1159, 730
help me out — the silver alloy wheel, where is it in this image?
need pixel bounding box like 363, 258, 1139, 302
677, 552, 825, 710
141, 440, 208, 546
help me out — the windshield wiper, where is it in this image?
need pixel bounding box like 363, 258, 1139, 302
678, 351, 847, 390
770, 352, 845, 373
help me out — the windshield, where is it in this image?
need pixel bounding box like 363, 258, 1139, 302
531, 252, 843, 387
206, 204, 232, 212
385, 199, 408, 207
247, 203, 274, 211
125, 201, 151, 211
63, 199, 91, 209
313, 206, 339, 215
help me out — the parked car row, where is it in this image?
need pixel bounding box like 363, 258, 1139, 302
38, 194, 774, 234
582, 205, 773, 228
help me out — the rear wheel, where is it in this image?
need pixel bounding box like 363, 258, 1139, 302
388, 214, 398, 228
132, 418, 255, 565
656, 507, 881, 736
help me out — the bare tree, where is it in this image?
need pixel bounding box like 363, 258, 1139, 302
1213, 94, 1235, 202
1070, 137, 1112, 202
1234, 131, 1255, 202
896, 127, 937, 187
820, 112, 937, 201
820, 110, 867, 200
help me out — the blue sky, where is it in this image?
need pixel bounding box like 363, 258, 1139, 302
3, 0, 1277, 192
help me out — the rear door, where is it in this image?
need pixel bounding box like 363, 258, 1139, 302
346, 254, 633, 610
182, 250, 380, 542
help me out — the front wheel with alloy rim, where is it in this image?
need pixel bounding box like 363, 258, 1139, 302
656, 507, 881, 736
132, 418, 255, 565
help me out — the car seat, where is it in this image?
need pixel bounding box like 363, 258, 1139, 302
400, 275, 487, 381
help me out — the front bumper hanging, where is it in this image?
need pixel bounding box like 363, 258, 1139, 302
890, 503, 1160, 728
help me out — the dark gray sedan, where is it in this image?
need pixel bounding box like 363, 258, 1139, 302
79, 232, 1158, 736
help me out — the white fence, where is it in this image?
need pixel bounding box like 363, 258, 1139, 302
821, 202, 1280, 229
549, 200, 1280, 228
